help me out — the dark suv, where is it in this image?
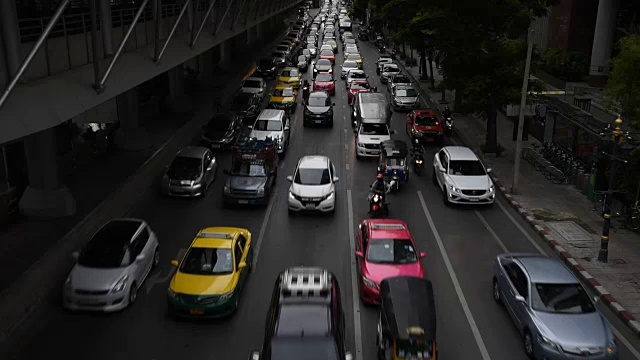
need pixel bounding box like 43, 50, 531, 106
249, 267, 353, 360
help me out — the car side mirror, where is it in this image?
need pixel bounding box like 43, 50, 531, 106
286, 175, 293, 182
250, 351, 260, 360
332, 103, 336, 106
207, 166, 213, 171
353, 128, 358, 134
345, 352, 353, 360
515, 295, 526, 303
136, 254, 146, 262
247, 125, 253, 130
390, 130, 396, 134
333, 176, 340, 182
238, 262, 247, 270
439, 168, 446, 173
171, 260, 179, 267
593, 295, 600, 303
223, 169, 230, 175
355, 251, 364, 258
420, 251, 427, 258
486, 168, 492, 173
71, 251, 80, 260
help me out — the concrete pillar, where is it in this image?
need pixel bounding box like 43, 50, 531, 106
0, 0, 21, 79
114, 87, 151, 150
198, 49, 214, 83
246, 27, 253, 44
166, 64, 193, 113
99, 0, 114, 56
218, 40, 232, 70
589, 0, 619, 87
19, 128, 76, 217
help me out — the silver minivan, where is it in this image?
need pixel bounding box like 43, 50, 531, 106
351, 92, 392, 128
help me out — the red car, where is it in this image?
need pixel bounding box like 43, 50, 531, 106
355, 219, 426, 304
406, 109, 444, 144
347, 79, 373, 105
319, 49, 336, 64
313, 72, 336, 95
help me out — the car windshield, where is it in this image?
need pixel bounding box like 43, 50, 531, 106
168, 156, 202, 176
415, 115, 439, 126
532, 283, 596, 314
243, 80, 262, 89
282, 69, 299, 77
277, 46, 289, 52
396, 89, 417, 97
316, 74, 333, 82
295, 167, 331, 185
394, 76, 410, 83
308, 44, 316, 49
349, 72, 366, 79
271, 52, 284, 58
320, 50, 333, 56
360, 123, 389, 135
366, 239, 418, 264
206, 117, 232, 131
308, 95, 331, 106
347, 54, 361, 60
230, 162, 267, 177
273, 88, 295, 97
351, 82, 370, 90
386, 157, 405, 167
231, 94, 252, 106
448, 160, 486, 176
317, 59, 331, 67
254, 119, 283, 131
259, 58, 273, 67
270, 338, 340, 360
384, 65, 399, 72
298, 55, 306, 62
343, 61, 357, 68
179, 247, 233, 275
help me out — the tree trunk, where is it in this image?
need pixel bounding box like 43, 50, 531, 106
419, 51, 428, 80
428, 53, 435, 89
454, 86, 463, 110
485, 104, 499, 153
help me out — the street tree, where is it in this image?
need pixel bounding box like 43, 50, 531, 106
606, 34, 640, 128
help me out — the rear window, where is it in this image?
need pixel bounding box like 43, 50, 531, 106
415, 115, 439, 126
343, 61, 357, 68
276, 304, 330, 336
270, 338, 339, 360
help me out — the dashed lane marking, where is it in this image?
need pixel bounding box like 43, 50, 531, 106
475, 211, 508, 252
252, 194, 278, 267
418, 191, 492, 360
347, 190, 363, 360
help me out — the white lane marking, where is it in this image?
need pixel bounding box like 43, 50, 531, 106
344, 144, 348, 150
347, 189, 364, 360
417, 191, 492, 360
279, 160, 286, 169
495, 199, 548, 255
252, 194, 277, 267
475, 211, 508, 252
345, 163, 350, 171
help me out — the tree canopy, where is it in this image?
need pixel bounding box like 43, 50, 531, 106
606, 34, 640, 128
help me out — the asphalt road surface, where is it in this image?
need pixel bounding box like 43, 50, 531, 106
7, 16, 640, 360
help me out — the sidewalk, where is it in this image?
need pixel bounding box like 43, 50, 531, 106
394, 48, 640, 335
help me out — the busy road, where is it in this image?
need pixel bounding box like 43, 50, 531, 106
7, 4, 640, 360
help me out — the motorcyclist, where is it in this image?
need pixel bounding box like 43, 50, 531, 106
302, 80, 311, 102
371, 173, 387, 194
411, 138, 423, 156
443, 106, 452, 119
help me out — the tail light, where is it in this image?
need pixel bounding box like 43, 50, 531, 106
372, 204, 379, 211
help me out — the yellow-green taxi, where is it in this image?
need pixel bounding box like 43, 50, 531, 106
269, 85, 298, 113
167, 227, 252, 318
345, 53, 363, 69
323, 39, 338, 53
278, 67, 302, 89
341, 31, 353, 42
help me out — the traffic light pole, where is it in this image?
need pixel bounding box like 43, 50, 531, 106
598, 116, 623, 263
512, 28, 534, 194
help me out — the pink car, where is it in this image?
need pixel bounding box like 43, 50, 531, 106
355, 219, 426, 304
313, 72, 336, 95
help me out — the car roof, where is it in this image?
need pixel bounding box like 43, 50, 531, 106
298, 155, 329, 169
366, 219, 412, 239
191, 227, 243, 249
177, 146, 208, 158
343, 61, 357, 66
93, 219, 144, 245
275, 84, 295, 90
282, 67, 298, 71
442, 146, 478, 161
348, 69, 365, 74
414, 109, 436, 116
258, 109, 285, 120
245, 77, 263, 83
394, 85, 414, 91
383, 63, 399, 68
510, 255, 578, 284
310, 91, 329, 98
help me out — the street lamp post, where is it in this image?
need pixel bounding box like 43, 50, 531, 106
598, 115, 624, 263
512, 27, 534, 194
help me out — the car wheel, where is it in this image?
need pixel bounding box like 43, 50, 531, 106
523, 330, 534, 359
442, 188, 450, 206
432, 169, 438, 186
128, 282, 138, 306
492, 278, 502, 304
329, 118, 334, 127
153, 247, 160, 268
288, 209, 296, 216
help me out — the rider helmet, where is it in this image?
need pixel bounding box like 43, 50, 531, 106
376, 173, 384, 180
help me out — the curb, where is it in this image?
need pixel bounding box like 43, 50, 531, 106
393, 55, 640, 337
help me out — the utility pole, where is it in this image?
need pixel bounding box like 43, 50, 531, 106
599, 116, 624, 263
511, 27, 534, 194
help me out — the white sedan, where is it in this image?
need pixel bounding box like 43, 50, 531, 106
287, 155, 339, 214
432, 146, 495, 205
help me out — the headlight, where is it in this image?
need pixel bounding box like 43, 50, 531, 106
257, 186, 265, 195
64, 275, 72, 288
305, 107, 313, 115
607, 340, 616, 354
357, 142, 364, 147
180, 180, 190, 185
415, 159, 423, 164
224, 185, 231, 194
489, 184, 495, 193
537, 334, 559, 351
218, 291, 233, 303
449, 184, 460, 193
112, 275, 128, 293
372, 194, 380, 202
362, 277, 378, 289
167, 288, 176, 299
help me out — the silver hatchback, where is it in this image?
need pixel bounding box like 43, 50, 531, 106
161, 146, 217, 197
493, 253, 617, 359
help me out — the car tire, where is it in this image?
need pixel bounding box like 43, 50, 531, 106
442, 188, 450, 206
492, 278, 502, 304
288, 209, 296, 216
523, 330, 534, 359
432, 169, 438, 186
153, 247, 160, 269
128, 282, 138, 307
329, 117, 334, 127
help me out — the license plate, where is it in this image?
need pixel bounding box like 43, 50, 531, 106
469, 198, 479, 202
190, 308, 204, 315
315, 120, 323, 124
425, 126, 432, 130
306, 204, 315, 210
79, 299, 102, 305
238, 200, 249, 204
211, 144, 221, 148
173, 189, 186, 194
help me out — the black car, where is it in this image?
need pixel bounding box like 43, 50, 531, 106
229, 92, 261, 121
256, 57, 277, 78
270, 51, 288, 67
249, 267, 353, 360
200, 113, 244, 150
304, 91, 334, 127
297, 55, 309, 73
313, 59, 333, 79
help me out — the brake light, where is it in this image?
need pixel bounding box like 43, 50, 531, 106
435, 122, 439, 125
372, 204, 379, 211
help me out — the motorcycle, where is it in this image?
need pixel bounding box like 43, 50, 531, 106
369, 190, 388, 218
444, 115, 453, 135
379, 45, 386, 53
411, 141, 424, 176
302, 84, 310, 102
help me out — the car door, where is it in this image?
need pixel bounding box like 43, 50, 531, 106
205, 152, 215, 184
502, 262, 530, 331
435, 151, 448, 186
356, 223, 368, 275
283, 116, 291, 143
131, 227, 151, 282
407, 112, 414, 135
235, 235, 249, 288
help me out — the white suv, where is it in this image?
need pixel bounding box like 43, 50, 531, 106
432, 146, 495, 205
287, 156, 339, 214
354, 122, 395, 159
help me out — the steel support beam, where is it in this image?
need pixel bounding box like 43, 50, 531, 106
190, 0, 219, 47
254, 0, 264, 20
90, 0, 101, 89
0, 0, 71, 110
155, 0, 191, 63
231, 0, 249, 29
245, 0, 258, 25
153, 0, 162, 60
214, 0, 235, 35
96, 0, 150, 91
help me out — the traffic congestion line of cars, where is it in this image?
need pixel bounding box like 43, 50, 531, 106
59, 1, 621, 359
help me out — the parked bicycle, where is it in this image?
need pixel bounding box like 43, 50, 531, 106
521, 141, 586, 185
593, 190, 640, 231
